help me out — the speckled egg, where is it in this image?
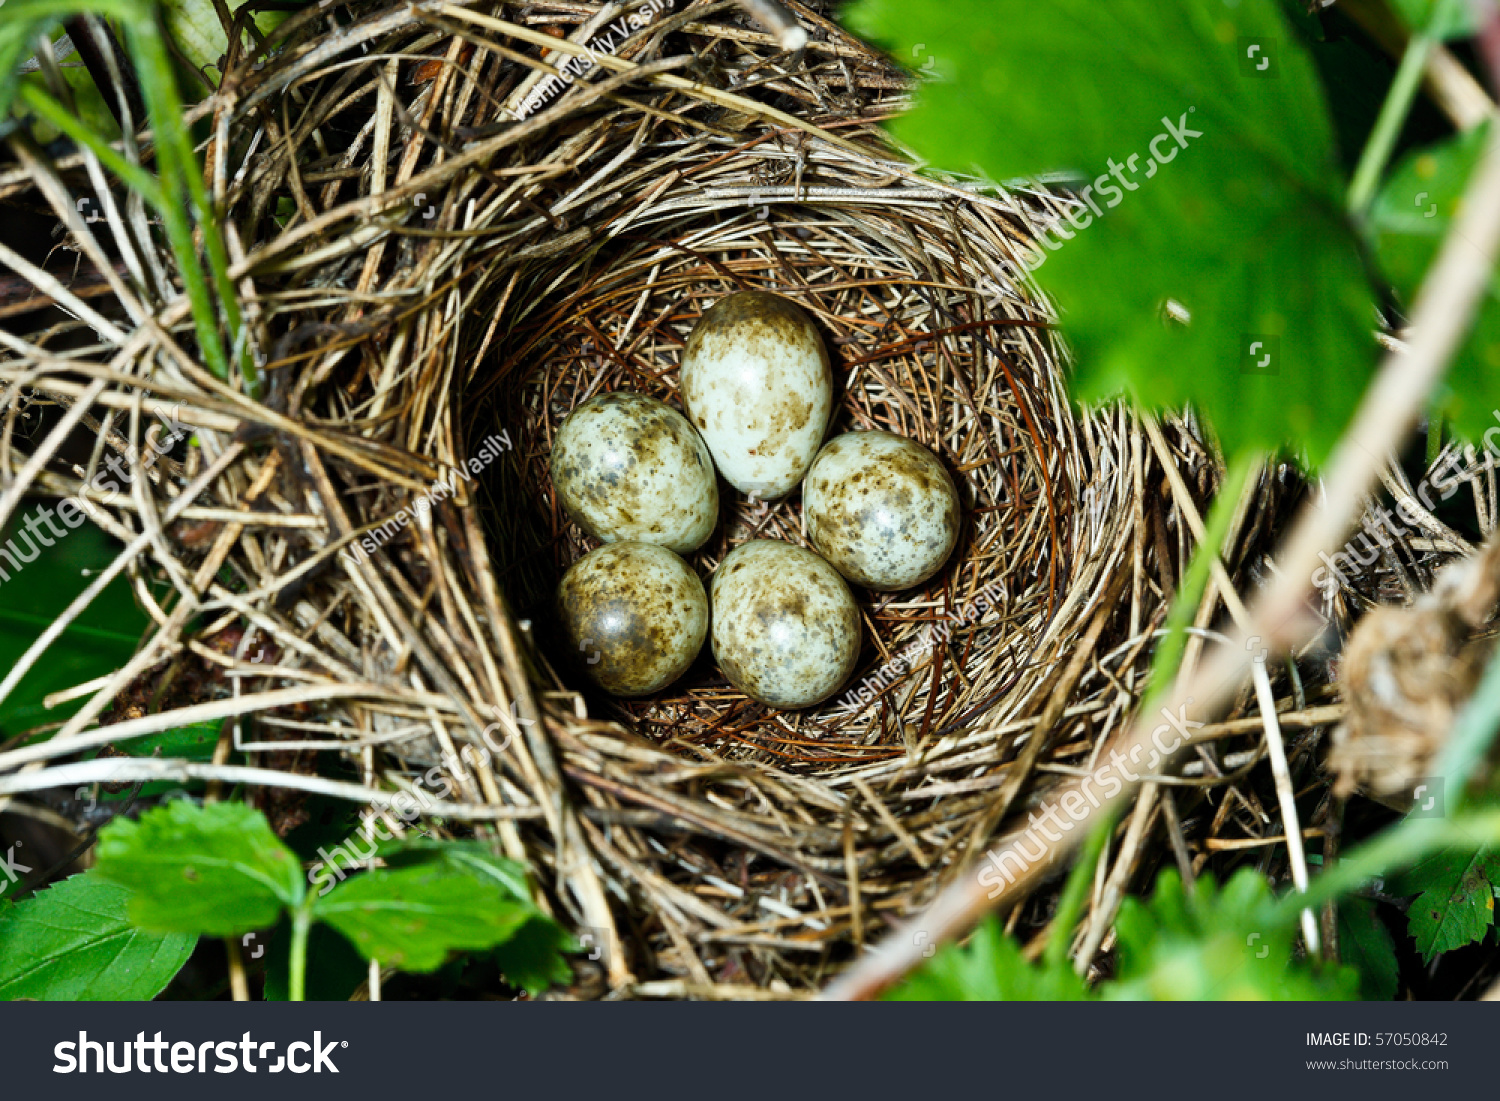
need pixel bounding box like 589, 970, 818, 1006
710, 541, 860, 709
551, 392, 718, 553
803, 431, 960, 591
556, 542, 708, 697
680, 291, 832, 498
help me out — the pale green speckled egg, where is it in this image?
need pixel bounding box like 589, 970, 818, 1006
804, 430, 960, 591
710, 540, 860, 709
680, 291, 832, 499
551, 392, 718, 552
556, 542, 708, 697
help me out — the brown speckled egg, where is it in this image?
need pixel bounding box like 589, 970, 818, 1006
551, 392, 718, 552
680, 291, 831, 499
803, 431, 960, 591
556, 542, 708, 697
710, 540, 860, 709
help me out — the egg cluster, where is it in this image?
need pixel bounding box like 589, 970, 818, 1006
550, 292, 961, 709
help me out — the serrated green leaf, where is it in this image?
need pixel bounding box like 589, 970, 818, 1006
884, 917, 1092, 1001
492, 917, 575, 997
845, 0, 1376, 463
312, 863, 533, 973
1389, 848, 1500, 962
1337, 897, 1400, 1001
1389, 0, 1479, 39
0, 874, 195, 1000
94, 801, 304, 935
1371, 121, 1500, 444
1104, 868, 1359, 1000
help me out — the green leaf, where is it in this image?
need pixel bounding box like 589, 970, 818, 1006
845, 0, 1375, 462
0, 523, 147, 734
162, 0, 289, 80
1389, 0, 1479, 40
94, 801, 304, 935
1388, 848, 1500, 962
1103, 868, 1359, 1000
332, 838, 567, 988
492, 916, 575, 997
884, 917, 1092, 1000
107, 720, 222, 762
0, 874, 195, 1000
312, 861, 534, 973
1371, 120, 1500, 444
1337, 898, 1400, 1000
376, 838, 534, 902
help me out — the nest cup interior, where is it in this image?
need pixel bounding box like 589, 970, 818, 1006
473, 136, 1125, 773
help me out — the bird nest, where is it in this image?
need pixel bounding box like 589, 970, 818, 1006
4, 0, 1439, 997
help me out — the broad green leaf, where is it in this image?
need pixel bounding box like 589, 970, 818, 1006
356, 838, 568, 990
884, 917, 1091, 1000
1104, 869, 1358, 1000
94, 801, 304, 935
1389, 0, 1479, 39
313, 862, 533, 973
1337, 897, 1400, 1001
1389, 848, 1500, 962
377, 838, 533, 902
1371, 121, 1500, 444
492, 917, 575, 997
0, 874, 195, 1000
845, 0, 1375, 463
0, 524, 147, 735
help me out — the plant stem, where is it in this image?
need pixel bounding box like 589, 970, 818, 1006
122, 18, 227, 380
1432, 641, 1500, 805
1348, 30, 1435, 217
1044, 811, 1114, 974
1345, 0, 1467, 216
1145, 450, 1259, 699
17, 84, 164, 206
289, 909, 311, 1002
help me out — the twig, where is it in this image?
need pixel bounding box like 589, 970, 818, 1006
1252, 654, 1319, 956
